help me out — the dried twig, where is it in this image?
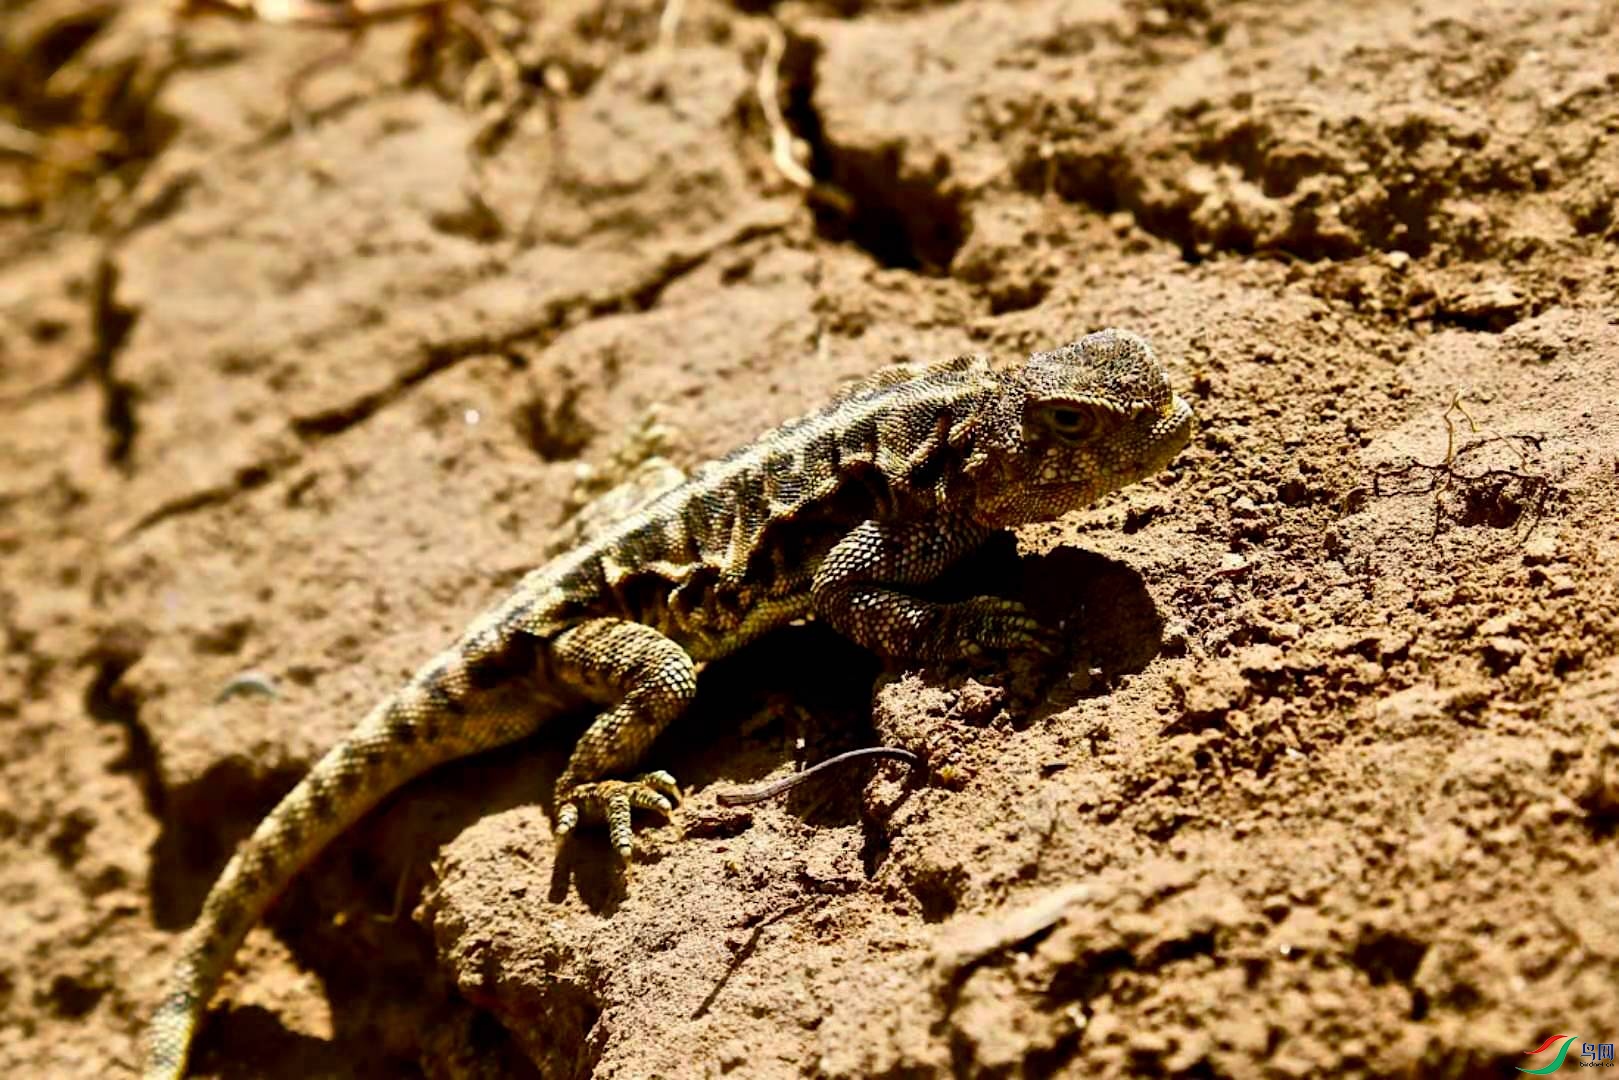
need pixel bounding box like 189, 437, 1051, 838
0, 120, 48, 160
1440, 389, 1477, 466
716, 746, 923, 806
756, 21, 813, 192
657, 0, 685, 48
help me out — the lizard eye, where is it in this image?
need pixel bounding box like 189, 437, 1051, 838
1040, 404, 1110, 442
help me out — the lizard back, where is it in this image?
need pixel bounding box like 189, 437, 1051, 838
509, 352, 1000, 659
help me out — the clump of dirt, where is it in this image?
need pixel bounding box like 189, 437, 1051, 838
4, 0, 1619, 1077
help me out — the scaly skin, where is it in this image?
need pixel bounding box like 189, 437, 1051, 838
143, 328, 1194, 1078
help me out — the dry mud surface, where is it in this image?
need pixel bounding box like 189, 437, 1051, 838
4, 0, 1619, 1076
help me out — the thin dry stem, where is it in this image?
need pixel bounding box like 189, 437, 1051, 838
757, 21, 813, 191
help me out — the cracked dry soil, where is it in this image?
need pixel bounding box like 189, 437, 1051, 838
4, 0, 1619, 1077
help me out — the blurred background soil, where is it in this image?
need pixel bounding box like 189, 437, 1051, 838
3, 0, 1618, 1076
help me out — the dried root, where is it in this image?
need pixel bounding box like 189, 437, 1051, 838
1372, 392, 1553, 536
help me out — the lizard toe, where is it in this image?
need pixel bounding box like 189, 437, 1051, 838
607, 791, 634, 858
554, 774, 682, 858
555, 801, 581, 838
636, 769, 681, 804
948, 596, 1059, 657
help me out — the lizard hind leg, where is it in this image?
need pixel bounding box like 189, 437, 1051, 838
546, 618, 697, 858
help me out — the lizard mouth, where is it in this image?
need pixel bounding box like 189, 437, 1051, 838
1142, 393, 1196, 473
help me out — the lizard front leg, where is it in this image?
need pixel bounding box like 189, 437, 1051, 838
546, 618, 696, 857
810, 517, 1057, 662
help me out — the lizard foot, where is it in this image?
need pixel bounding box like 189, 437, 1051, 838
555, 771, 681, 858
946, 596, 1060, 658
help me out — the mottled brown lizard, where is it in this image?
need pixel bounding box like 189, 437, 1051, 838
143, 328, 1194, 1078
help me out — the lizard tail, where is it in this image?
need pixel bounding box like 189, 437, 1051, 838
142, 627, 550, 1079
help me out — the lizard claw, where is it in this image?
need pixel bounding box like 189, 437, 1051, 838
555, 771, 681, 859
948, 596, 1061, 658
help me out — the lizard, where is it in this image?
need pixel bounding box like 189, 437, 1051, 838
142, 327, 1195, 1079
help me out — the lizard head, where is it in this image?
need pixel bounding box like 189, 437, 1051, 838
969, 328, 1195, 528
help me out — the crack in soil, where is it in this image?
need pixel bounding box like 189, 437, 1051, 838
116, 213, 789, 538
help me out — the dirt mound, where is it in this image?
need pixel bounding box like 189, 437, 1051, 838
3, 0, 1618, 1076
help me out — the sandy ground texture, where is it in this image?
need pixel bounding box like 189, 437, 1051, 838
4, 0, 1619, 1076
